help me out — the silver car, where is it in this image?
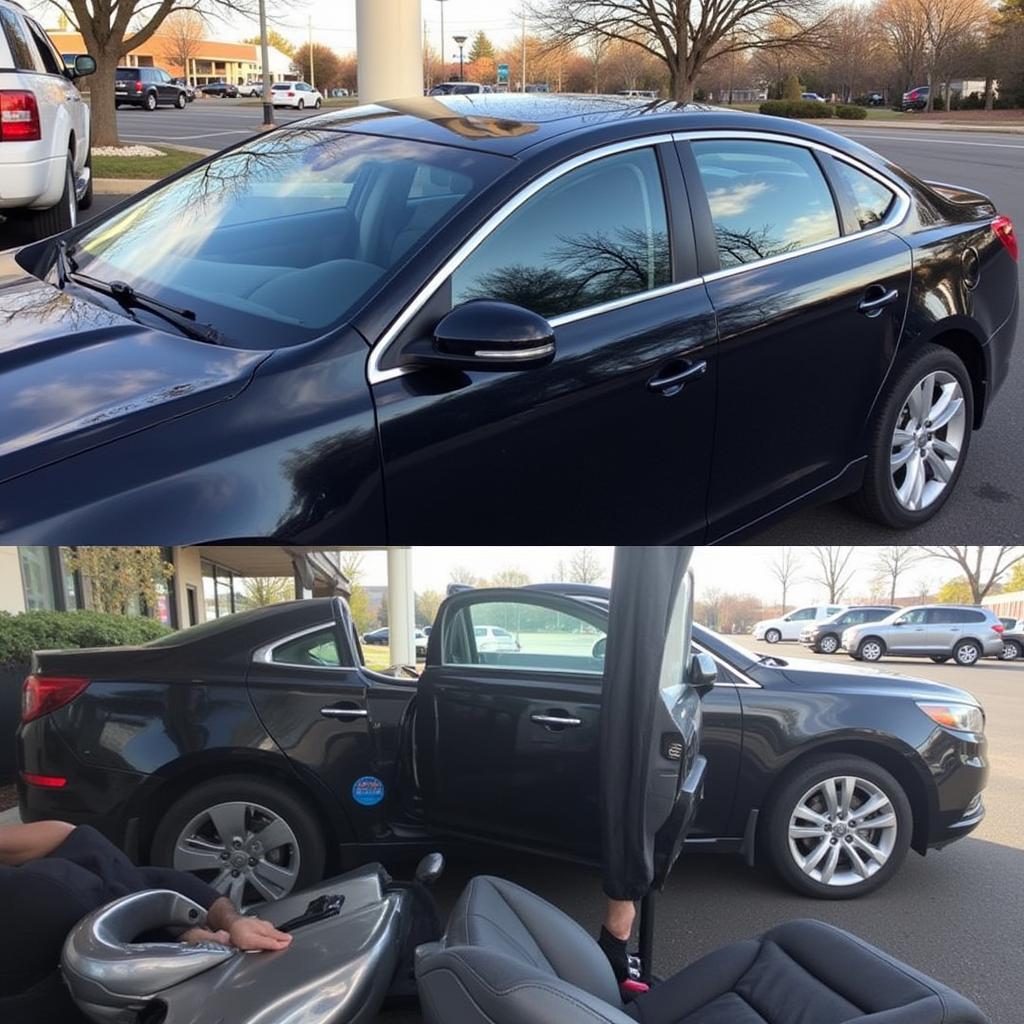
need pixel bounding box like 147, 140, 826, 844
841, 604, 1005, 666
998, 617, 1023, 660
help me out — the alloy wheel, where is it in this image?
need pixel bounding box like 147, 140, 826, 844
765, 629, 781, 644
818, 634, 839, 654
955, 641, 980, 666
890, 370, 966, 512
788, 776, 898, 887
1002, 641, 1021, 661
172, 800, 301, 907
860, 639, 883, 661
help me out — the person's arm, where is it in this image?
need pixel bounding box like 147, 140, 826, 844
0, 822, 76, 866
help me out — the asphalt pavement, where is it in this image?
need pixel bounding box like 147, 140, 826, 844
385, 640, 1023, 1024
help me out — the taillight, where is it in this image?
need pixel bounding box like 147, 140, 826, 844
992, 623, 1005, 633
992, 215, 1018, 262
0, 90, 41, 142
135, 80, 143, 93
22, 772, 68, 788
22, 674, 90, 723
287, 91, 295, 97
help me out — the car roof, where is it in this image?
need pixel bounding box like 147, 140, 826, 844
296, 93, 886, 160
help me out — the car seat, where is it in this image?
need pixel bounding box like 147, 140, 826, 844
415, 875, 991, 1024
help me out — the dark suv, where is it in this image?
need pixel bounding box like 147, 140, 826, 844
115, 66, 188, 110
799, 605, 899, 654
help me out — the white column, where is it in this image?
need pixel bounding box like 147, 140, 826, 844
387, 546, 416, 667
356, 0, 423, 103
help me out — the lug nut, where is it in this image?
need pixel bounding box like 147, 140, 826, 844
231, 869, 240, 877
232, 838, 243, 848
249, 858, 257, 866
845, 835, 854, 843
220, 852, 229, 860
830, 838, 838, 845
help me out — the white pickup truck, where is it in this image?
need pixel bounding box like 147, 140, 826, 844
0, 0, 95, 240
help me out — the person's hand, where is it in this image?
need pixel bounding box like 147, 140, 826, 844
181, 926, 231, 945
227, 916, 292, 952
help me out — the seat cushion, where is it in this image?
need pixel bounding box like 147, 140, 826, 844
633, 920, 990, 1024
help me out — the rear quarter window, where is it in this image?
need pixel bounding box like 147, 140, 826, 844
0, 8, 38, 71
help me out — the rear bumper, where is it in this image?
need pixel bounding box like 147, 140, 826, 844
982, 287, 1018, 418
0, 151, 65, 209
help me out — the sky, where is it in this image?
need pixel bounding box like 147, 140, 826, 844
348, 547, 988, 607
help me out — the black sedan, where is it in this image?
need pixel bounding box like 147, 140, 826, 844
18, 586, 987, 901
199, 80, 238, 98
0, 96, 1017, 543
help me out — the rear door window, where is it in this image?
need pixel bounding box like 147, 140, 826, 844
828, 158, 896, 230
0, 8, 38, 71
25, 18, 64, 75
691, 139, 841, 269
271, 626, 343, 667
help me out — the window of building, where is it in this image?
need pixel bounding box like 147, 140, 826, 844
202, 559, 238, 619
451, 147, 671, 320
692, 140, 840, 269
19, 547, 56, 611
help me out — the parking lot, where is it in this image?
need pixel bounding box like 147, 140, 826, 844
394, 637, 1022, 1024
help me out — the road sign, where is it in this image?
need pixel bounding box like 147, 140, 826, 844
497, 63, 509, 84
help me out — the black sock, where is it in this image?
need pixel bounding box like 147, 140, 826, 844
598, 926, 630, 982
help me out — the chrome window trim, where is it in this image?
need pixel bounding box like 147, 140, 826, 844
679, 129, 912, 284
366, 128, 912, 385
252, 621, 357, 671
367, 133, 675, 384
693, 641, 762, 688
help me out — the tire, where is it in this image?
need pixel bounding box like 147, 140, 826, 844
765, 754, 912, 899
78, 145, 93, 211
314, 98, 321, 108
297, 98, 305, 110
953, 638, 982, 667
857, 343, 973, 528
857, 636, 885, 662
176, 92, 186, 109
930, 655, 950, 663
1001, 640, 1022, 661
817, 633, 840, 655
151, 775, 326, 907
114, 102, 121, 109
765, 629, 782, 644
144, 91, 157, 111
14, 153, 76, 241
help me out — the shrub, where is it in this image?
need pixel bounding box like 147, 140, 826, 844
0, 610, 171, 665
782, 74, 802, 101
759, 99, 834, 119
835, 104, 868, 119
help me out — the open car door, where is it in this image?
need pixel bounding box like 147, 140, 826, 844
600, 547, 712, 930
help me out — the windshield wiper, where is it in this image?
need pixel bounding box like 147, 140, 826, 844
53, 241, 225, 346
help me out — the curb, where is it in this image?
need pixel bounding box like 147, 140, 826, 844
95, 178, 157, 194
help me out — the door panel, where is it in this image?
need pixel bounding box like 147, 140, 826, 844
415, 665, 603, 856
688, 681, 742, 838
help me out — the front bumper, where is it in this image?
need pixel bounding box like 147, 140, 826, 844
931, 793, 985, 849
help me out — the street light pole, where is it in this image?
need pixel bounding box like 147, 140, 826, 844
453, 34, 467, 82
257, 0, 273, 127
435, 0, 447, 82
307, 15, 315, 90
521, 6, 527, 92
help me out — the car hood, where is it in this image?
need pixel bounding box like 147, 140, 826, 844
772, 654, 980, 705
0, 252, 267, 482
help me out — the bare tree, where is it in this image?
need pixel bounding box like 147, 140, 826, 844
914, 0, 992, 109
159, 10, 205, 85
696, 585, 724, 630
490, 566, 533, 587
809, 546, 856, 603
918, 546, 1024, 603
872, 546, 920, 603
530, 0, 828, 102
767, 547, 801, 613
569, 547, 604, 583
875, 0, 929, 94
449, 565, 481, 586
48, 0, 259, 147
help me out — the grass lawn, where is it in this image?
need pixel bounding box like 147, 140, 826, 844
720, 102, 906, 121
92, 146, 200, 180
362, 644, 425, 673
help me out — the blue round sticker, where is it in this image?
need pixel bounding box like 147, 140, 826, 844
352, 775, 385, 806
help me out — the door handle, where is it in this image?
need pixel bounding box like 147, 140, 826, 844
530, 713, 582, 728
858, 286, 899, 317
647, 359, 707, 396
320, 706, 368, 719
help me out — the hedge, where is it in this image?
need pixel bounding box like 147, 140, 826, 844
835, 104, 868, 119
0, 610, 172, 665
759, 99, 834, 119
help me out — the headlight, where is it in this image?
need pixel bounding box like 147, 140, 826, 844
916, 702, 985, 735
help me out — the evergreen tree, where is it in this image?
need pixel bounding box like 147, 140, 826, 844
468, 30, 496, 61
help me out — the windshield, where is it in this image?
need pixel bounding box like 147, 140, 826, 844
68, 129, 507, 348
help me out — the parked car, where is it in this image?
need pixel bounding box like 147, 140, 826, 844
801, 91, 828, 102
0, 0, 94, 239
200, 80, 238, 98
362, 627, 389, 645
428, 81, 492, 95
800, 605, 900, 653
237, 78, 263, 97
997, 617, 1023, 660
115, 66, 189, 110
841, 604, 1005, 665
866, 91, 885, 106
752, 605, 846, 643
0, 95, 1018, 543
17, 586, 988, 900
902, 85, 929, 110
170, 77, 196, 101
271, 81, 322, 109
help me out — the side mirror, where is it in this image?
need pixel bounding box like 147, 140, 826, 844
410, 300, 555, 372
592, 636, 607, 659
688, 651, 716, 698
893, 619, 906, 627
72, 54, 96, 78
